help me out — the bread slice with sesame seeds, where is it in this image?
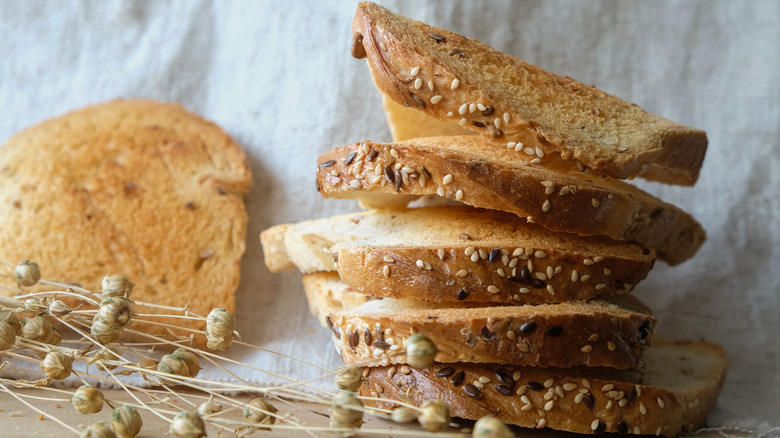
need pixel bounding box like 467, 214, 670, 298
351, 1, 707, 186
260, 206, 656, 305
307, 272, 655, 370
301, 272, 373, 328
360, 337, 728, 437
316, 137, 705, 265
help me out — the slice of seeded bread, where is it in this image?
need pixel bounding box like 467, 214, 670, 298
261, 206, 656, 305
315, 137, 705, 265
360, 337, 728, 437
351, 2, 707, 185
307, 273, 655, 370
301, 272, 374, 327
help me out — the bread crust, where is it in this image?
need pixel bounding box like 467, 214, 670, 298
316, 137, 705, 265
360, 338, 728, 437
352, 2, 707, 185
0, 100, 251, 341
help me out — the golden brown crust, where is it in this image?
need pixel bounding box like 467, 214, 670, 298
0, 100, 251, 342
316, 137, 705, 265
352, 2, 707, 186
326, 297, 655, 370
360, 338, 728, 437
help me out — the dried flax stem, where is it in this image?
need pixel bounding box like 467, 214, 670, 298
0, 381, 81, 434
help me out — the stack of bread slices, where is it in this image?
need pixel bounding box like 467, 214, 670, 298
261, 2, 727, 436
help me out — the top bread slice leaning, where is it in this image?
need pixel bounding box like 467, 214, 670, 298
316, 136, 705, 265
351, 1, 707, 185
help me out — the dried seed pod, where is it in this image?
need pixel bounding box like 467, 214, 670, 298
329, 390, 364, 430
14, 259, 41, 287
25, 298, 46, 313
72, 385, 105, 414
206, 308, 235, 351
335, 364, 362, 391
48, 299, 72, 317
97, 297, 134, 328
102, 275, 134, 298
473, 416, 514, 438
90, 316, 122, 344
158, 354, 191, 378
42, 350, 73, 380
243, 398, 277, 429
21, 315, 54, 343
418, 400, 451, 432
170, 348, 201, 378
390, 406, 419, 423
81, 421, 117, 438
405, 333, 439, 368
0, 321, 16, 351
0, 310, 21, 334
111, 405, 143, 438
169, 411, 206, 438
197, 399, 222, 417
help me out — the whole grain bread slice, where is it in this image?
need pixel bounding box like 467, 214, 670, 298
261, 206, 656, 304
351, 2, 707, 185
360, 337, 728, 437
308, 273, 655, 370
316, 137, 705, 265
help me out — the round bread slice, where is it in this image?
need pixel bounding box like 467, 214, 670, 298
0, 100, 251, 342
360, 338, 728, 437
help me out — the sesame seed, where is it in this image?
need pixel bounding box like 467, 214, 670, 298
349, 180, 361, 189
520, 403, 532, 412
497, 268, 505, 277
390, 148, 399, 158
446, 111, 454, 117
451, 78, 460, 90
591, 420, 600, 431
442, 174, 453, 185
477, 103, 486, 111
514, 142, 524, 152
530, 158, 542, 164
536, 272, 547, 281
559, 186, 570, 196
581, 345, 593, 353
501, 254, 509, 265
520, 395, 531, 405
607, 342, 616, 351
619, 398, 628, 407
487, 285, 500, 294
436, 186, 445, 196
430, 95, 443, 104
456, 269, 468, 277
410, 66, 420, 76
470, 252, 479, 262
582, 379, 591, 389
542, 200, 551, 212
465, 246, 476, 256
563, 383, 577, 391
460, 116, 469, 124
437, 249, 445, 260
594, 256, 604, 263
523, 147, 535, 155
555, 385, 565, 398
535, 147, 545, 158
508, 258, 518, 268
383, 265, 390, 277
544, 400, 554, 411
640, 403, 647, 415
537, 419, 547, 429
657, 397, 665, 408
455, 189, 464, 201
580, 274, 591, 282
416, 259, 424, 268
379, 41, 387, 51
458, 103, 468, 115
634, 427, 641, 434
544, 378, 554, 388
604, 268, 612, 275
595, 283, 607, 290
546, 284, 555, 295
507, 142, 516, 149
656, 427, 662, 436
546, 266, 554, 278
601, 383, 614, 392
414, 78, 423, 89
494, 118, 502, 129
428, 80, 434, 91
519, 287, 530, 294
589, 333, 600, 341
541, 180, 554, 188
503, 112, 511, 124
473, 380, 484, 389
583, 258, 594, 265
571, 270, 579, 282
534, 250, 548, 259
512, 248, 523, 257
469, 103, 477, 113
383, 255, 395, 263
591, 197, 600, 208
574, 392, 584, 403
479, 376, 491, 384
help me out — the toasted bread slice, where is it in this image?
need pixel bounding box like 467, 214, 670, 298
309, 273, 655, 370
261, 206, 656, 304
351, 2, 707, 185
301, 272, 374, 327
316, 137, 705, 265
360, 338, 727, 437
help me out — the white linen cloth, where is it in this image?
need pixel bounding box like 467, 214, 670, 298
0, 0, 778, 432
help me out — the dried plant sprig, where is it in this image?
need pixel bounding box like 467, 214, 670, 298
0, 260, 495, 437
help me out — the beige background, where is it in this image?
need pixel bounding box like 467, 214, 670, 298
0, 0, 778, 434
